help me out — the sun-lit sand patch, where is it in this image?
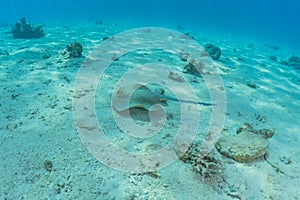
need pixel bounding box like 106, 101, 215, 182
0, 21, 299, 199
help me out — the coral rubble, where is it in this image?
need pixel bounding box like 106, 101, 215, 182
179, 142, 223, 179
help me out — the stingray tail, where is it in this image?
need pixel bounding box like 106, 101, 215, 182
197, 102, 215, 106
163, 95, 215, 106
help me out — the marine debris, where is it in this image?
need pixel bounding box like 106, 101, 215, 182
11, 17, 45, 39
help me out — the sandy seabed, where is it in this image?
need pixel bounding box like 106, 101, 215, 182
0, 21, 299, 200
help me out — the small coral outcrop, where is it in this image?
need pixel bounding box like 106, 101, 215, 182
60, 42, 83, 59
288, 55, 300, 68
11, 17, 45, 39
183, 63, 202, 77
204, 43, 222, 60
236, 123, 275, 139
280, 55, 300, 69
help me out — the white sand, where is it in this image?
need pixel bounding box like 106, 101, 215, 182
0, 21, 299, 199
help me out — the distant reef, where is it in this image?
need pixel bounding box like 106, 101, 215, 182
11, 17, 45, 39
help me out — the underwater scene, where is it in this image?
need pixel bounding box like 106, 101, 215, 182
0, 0, 299, 199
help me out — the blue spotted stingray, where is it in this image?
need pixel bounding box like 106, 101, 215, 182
113, 85, 213, 112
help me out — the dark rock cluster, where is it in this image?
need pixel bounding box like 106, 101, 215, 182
183, 63, 202, 77
288, 55, 300, 68
60, 42, 83, 59
66, 42, 83, 58
204, 43, 222, 60
279, 55, 300, 69
11, 17, 45, 39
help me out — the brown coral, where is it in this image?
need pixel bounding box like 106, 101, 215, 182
60, 42, 83, 59
179, 142, 223, 179
66, 42, 83, 58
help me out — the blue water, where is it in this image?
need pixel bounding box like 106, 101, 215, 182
1, 1, 300, 199
1, 0, 300, 51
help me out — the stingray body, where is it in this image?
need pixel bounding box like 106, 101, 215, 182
129, 86, 167, 110
112, 85, 213, 112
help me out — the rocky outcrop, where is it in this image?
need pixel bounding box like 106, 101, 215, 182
60, 42, 83, 59
215, 131, 268, 163
11, 17, 44, 39
216, 123, 275, 163
204, 43, 222, 60
288, 55, 300, 68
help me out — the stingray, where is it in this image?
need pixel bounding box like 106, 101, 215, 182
112, 84, 213, 112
